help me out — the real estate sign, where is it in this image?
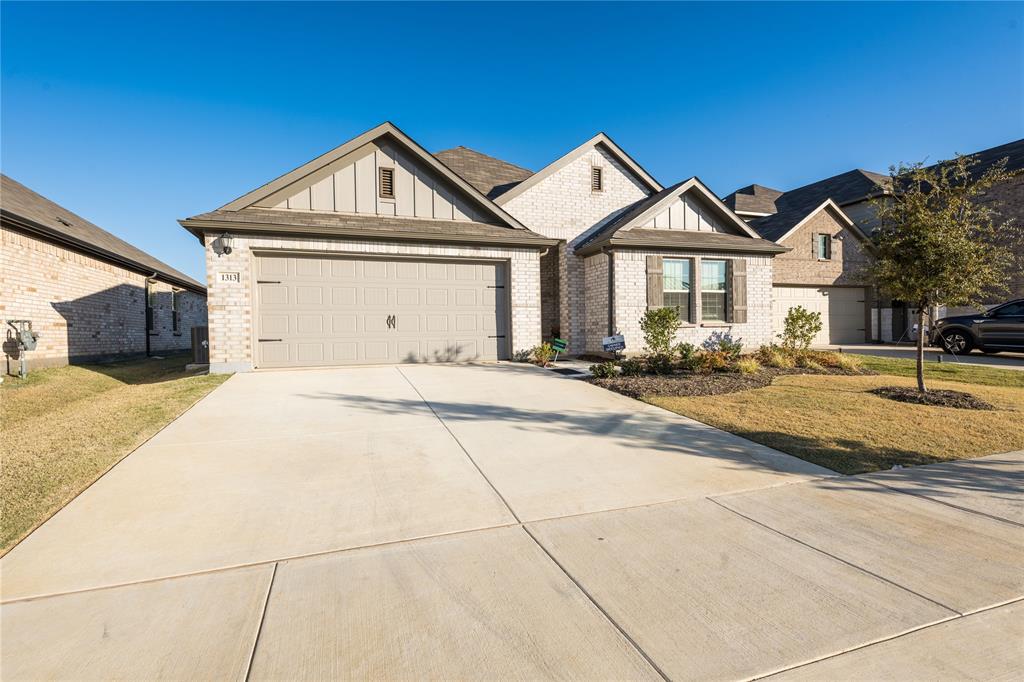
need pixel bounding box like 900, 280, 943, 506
602, 334, 625, 352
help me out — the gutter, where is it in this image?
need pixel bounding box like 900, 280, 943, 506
2, 212, 206, 295
179, 218, 560, 250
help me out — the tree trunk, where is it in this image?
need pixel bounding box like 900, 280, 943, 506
916, 307, 927, 393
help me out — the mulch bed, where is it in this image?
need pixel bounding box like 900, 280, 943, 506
869, 386, 995, 410
591, 366, 868, 399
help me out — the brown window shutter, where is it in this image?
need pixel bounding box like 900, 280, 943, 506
729, 259, 747, 324
812, 233, 819, 259
646, 255, 663, 309
688, 257, 696, 323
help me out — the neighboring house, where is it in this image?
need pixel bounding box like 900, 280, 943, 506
183, 122, 785, 371
727, 139, 1023, 344
725, 181, 878, 345
1, 174, 207, 371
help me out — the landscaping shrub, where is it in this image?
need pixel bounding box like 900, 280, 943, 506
511, 348, 533, 363
832, 353, 863, 372
698, 349, 730, 373
589, 361, 618, 378
645, 353, 675, 375
755, 344, 795, 369
779, 306, 823, 352
735, 357, 761, 374
674, 342, 700, 371
641, 308, 682, 355
532, 343, 555, 367
618, 358, 645, 376
703, 332, 743, 360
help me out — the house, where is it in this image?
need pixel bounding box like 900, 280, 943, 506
728, 139, 1024, 344
182, 122, 785, 372
725, 175, 879, 345
1, 174, 207, 371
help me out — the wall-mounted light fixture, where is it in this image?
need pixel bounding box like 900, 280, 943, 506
212, 232, 234, 257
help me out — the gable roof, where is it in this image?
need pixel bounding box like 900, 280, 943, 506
926, 138, 1024, 178
575, 177, 785, 256
1, 174, 205, 293
749, 198, 874, 247
214, 121, 529, 231
722, 184, 783, 215
433, 146, 533, 199
494, 132, 662, 205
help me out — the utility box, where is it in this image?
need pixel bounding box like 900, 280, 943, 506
191, 326, 210, 365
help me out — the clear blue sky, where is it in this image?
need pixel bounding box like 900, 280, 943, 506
3, 1, 1022, 282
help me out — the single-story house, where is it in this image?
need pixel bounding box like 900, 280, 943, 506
1, 174, 207, 371
182, 122, 786, 372
724, 182, 877, 345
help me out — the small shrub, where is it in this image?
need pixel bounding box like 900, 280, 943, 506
644, 353, 675, 375
698, 349, 730, 373
589, 361, 618, 378
816, 351, 844, 368
641, 308, 682, 355
702, 332, 743, 360
735, 357, 762, 375
833, 353, 863, 372
755, 344, 796, 369
511, 348, 533, 363
618, 358, 645, 377
674, 342, 700, 371
779, 306, 823, 352
794, 352, 824, 370
532, 343, 555, 367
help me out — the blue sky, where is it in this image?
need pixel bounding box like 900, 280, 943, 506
2, 1, 1022, 282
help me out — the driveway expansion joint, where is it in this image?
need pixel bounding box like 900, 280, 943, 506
707, 496, 963, 617
244, 562, 278, 682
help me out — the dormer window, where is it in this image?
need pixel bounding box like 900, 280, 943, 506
591, 166, 604, 193
378, 167, 395, 199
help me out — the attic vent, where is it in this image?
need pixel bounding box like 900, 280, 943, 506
591, 166, 604, 193
55, 216, 72, 227
378, 167, 395, 199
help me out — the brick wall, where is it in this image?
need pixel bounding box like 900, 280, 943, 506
979, 174, 1024, 301
612, 249, 775, 354
583, 252, 609, 352
0, 226, 206, 370
203, 233, 542, 372
773, 208, 873, 286
539, 248, 560, 339
503, 145, 652, 352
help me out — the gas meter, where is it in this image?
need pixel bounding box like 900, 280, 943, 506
6, 320, 39, 378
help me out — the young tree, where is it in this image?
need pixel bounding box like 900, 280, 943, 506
869, 154, 1021, 392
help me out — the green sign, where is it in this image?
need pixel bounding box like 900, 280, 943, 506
551, 338, 568, 352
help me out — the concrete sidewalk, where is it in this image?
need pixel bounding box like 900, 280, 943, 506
2, 365, 1021, 680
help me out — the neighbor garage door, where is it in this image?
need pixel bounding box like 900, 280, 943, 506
773, 286, 866, 345
254, 254, 508, 368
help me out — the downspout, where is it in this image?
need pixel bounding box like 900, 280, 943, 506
603, 247, 615, 337
145, 273, 157, 357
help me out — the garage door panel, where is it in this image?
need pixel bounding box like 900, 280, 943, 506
773, 286, 866, 345
256, 255, 507, 368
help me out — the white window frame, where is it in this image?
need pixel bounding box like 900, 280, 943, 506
663, 258, 693, 323
700, 259, 728, 322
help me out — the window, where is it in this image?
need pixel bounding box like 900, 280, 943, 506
378, 166, 395, 199
171, 290, 180, 333
591, 166, 603, 193
701, 259, 727, 322
146, 281, 156, 333
817, 233, 832, 260
663, 259, 693, 322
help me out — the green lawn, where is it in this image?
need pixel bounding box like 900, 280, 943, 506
853, 354, 1024, 388
1, 356, 228, 555
647, 359, 1024, 475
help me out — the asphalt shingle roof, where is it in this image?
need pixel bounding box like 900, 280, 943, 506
1, 174, 204, 291
722, 184, 783, 215
433, 146, 533, 199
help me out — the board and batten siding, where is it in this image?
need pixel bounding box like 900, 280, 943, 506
637, 193, 732, 232
263, 141, 489, 223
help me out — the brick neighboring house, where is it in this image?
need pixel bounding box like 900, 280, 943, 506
184, 122, 785, 371
1, 174, 207, 371
727, 139, 1023, 344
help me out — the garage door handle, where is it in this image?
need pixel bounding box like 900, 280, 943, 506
258, 338, 282, 342
257, 280, 281, 284
488, 335, 506, 339
487, 285, 505, 289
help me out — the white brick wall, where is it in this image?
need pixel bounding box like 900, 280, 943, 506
612, 250, 775, 354
503, 145, 652, 352
204, 233, 542, 372
583, 253, 610, 352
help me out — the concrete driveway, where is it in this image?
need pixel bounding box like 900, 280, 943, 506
2, 364, 1021, 680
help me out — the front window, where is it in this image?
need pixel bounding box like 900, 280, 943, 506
171, 290, 180, 332
663, 258, 692, 322
817, 233, 832, 260
701, 259, 727, 322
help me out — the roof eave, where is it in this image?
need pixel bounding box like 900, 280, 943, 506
575, 236, 789, 257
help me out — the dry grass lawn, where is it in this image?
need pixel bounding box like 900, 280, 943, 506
649, 374, 1024, 475
1, 357, 228, 555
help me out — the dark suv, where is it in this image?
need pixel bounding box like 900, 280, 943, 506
931, 299, 1024, 354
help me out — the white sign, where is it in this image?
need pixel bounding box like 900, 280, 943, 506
602, 334, 626, 352
218, 271, 241, 283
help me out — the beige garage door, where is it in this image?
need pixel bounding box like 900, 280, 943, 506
773, 286, 866, 345
255, 254, 508, 368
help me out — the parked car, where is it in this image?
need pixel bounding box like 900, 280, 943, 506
931, 299, 1024, 354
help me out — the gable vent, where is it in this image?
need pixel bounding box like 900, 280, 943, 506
591, 166, 604, 193
378, 166, 395, 199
